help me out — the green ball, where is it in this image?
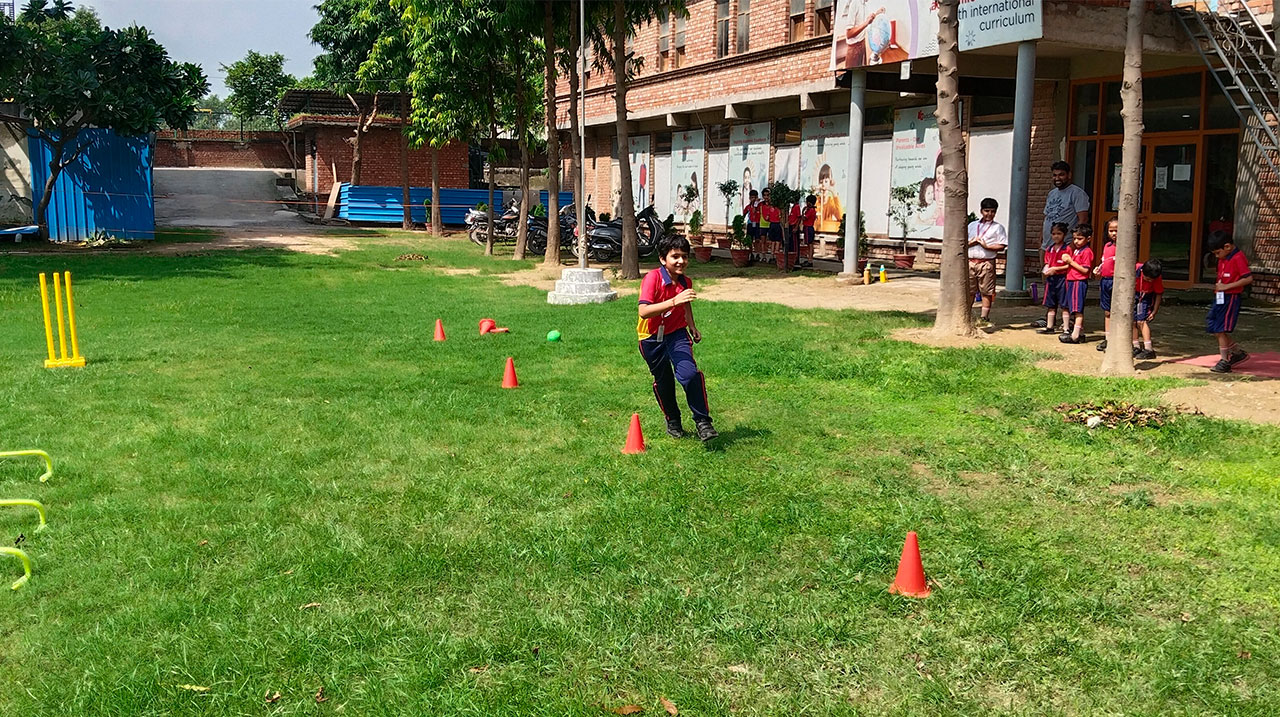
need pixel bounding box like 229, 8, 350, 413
546, 330, 561, 342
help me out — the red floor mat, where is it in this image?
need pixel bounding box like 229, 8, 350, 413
1176, 352, 1280, 378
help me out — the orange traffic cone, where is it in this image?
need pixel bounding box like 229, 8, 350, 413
501, 357, 519, 389
434, 319, 446, 342
622, 413, 646, 453
479, 318, 496, 335
888, 531, 931, 598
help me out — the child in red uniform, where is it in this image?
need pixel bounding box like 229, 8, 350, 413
1058, 224, 1094, 344
1205, 230, 1253, 373
638, 233, 717, 441
1036, 222, 1070, 334
1132, 259, 1164, 360
802, 194, 818, 251
744, 190, 762, 242
760, 189, 784, 266
1094, 218, 1118, 351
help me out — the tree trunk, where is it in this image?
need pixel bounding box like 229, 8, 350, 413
400, 93, 411, 230
614, 0, 639, 278
1102, 0, 1145, 374
431, 145, 442, 232
348, 94, 366, 185
567, 0, 585, 267
486, 120, 498, 256
932, 0, 975, 338
544, 0, 562, 267
35, 154, 61, 241
514, 84, 530, 261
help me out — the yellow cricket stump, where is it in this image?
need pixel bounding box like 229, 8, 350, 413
0, 499, 47, 532
0, 547, 32, 590
0, 449, 54, 482
39, 271, 86, 368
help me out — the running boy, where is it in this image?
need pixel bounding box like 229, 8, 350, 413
638, 233, 718, 441
1132, 258, 1163, 360
1205, 231, 1253, 373
1058, 224, 1094, 344
966, 197, 1008, 329
1094, 218, 1118, 351
1037, 222, 1070, 334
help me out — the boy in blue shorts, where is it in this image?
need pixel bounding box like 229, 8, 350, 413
1131, 259, 1163, 360
1058, 224, 1094, 344
1205, 231, 1253, 373
638, 233, 718, 441
1094, 218, 1118, 351
1036, 222, 1070, 334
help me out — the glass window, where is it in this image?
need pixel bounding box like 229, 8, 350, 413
675, 15, 686, 47
815, 3, 833, 35
1151, 143, 1196, 214
716, 0, 730, 58
971, 95, 1015, 127
1073, 83, 1099, 136
1206, 76, 1241, 130
1072, 140, 1098, 211
1105, 74, 1201, 134
737, 0, 750, 53
1148, 222, 1193, 281
1203, 133, 1239, 281
775, 118, 802, 144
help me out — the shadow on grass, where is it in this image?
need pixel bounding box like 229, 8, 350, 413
704, 424, 771, 452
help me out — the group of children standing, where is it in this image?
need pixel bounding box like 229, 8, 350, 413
744, 189, 819, 269
1039, 218, 1254, 373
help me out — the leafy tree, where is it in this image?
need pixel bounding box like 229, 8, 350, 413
223, 51, 298, 168
931, 0, 974, 337
19, 0, 72, 23
0, 5, 207, 239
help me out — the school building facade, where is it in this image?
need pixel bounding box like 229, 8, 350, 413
557, 0, 1280, 301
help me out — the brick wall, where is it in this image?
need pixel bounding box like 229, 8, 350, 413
155, 130, 293, 169
303, 125, 469, 194
1025, 79, 1063, 268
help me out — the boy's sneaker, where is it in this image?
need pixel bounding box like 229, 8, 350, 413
1037, 326, 1057, 335
1135, 349, 1157, 360
975, 317, 992, 329
1132, 346, 1143, 357
695, 420, 718, 442
1229, 349, 1249, 366
1210, 359, 1232, 374
1032, 319, 1047, 328
1096, 339, 1108, 352
666, 420, 686, 439
1059, 333, 1085, 344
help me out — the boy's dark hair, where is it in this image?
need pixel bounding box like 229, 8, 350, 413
657, 232, 691, 259
980, 197, 998, 210
1073, 224, 1093, 238
1141, 258, 1163, 279
1206, 230, 1233, 252
749, 189, 759, 198
806, 194, 817, 205
1051, 160, 1071, 173
1050, 221, 1070, 237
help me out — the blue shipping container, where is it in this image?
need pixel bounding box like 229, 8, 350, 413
337, 184, 573, 226
28, 129, 155, 242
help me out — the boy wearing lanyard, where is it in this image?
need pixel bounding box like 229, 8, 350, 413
966, 198, 1008, 329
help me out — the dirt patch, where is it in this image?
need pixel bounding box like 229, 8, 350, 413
698, 274, 940, 312
1106, 481, 1181, 508
150, 228, 357, 256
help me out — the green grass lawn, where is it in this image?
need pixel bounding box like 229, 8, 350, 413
1, 236, 1278, 715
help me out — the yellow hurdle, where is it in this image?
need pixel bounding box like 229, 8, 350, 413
39, 271, 86, 368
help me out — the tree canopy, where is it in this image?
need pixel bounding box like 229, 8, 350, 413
223, 51, 296, 125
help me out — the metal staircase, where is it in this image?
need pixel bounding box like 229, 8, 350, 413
1175, 0, 1280, 177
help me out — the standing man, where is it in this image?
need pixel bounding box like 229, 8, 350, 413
1042, 160, 1090, 243
967, 197, 1009, 329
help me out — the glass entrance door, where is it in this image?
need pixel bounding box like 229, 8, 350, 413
1100, 136, 1202, 286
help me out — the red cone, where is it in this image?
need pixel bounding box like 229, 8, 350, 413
888, 531, 931, 598
622, 413, 646, 454
479, 318, 496, 335
434, 319, 446, 342
501, 357, 519, 389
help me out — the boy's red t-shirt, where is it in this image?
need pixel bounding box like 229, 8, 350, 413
802, 206, 817, 228
1043, 241, 1066, 276
788, 204, 801, 226
1135, 263, 1164, 295
1063, 244, 1094, 281
1099, 241, 1116, 277
744, 201, 761, 223
1217, 247, 1252, 294
761, 204, 782, 224
636, 266, 691, 340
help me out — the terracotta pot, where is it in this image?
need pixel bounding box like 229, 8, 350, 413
857, 258, 868, 272
730, 248, 752, 267
775, 251, 789, 271
717, 238, 731, 249
693, 246, 713, 262
892, 253, 916, 269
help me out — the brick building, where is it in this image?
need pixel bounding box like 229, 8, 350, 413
279, 90, 470, 197
155, 129, 294, 169
557, 0, 1280, 300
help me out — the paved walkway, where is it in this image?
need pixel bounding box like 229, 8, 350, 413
155, 168, 306, 229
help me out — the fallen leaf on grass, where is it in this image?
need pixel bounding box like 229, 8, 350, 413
1180, 612, 1194, 623
660, 696, 678, 715
468, 665, 488, 674
265, 691, 282, 704
727, 664, 750, 674
1238, 650, 1252, 660
299, 602, 322, 610
281, 569, 293, 575
608, 705, 643, 715
177, 684, 209, 692
315, 686, 327, 703
197, 540, 208, 547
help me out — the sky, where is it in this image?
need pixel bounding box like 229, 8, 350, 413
78, 0, 322, 98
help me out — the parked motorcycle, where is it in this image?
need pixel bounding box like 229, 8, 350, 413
525, 210, 577, 255
559, 203, 661, 262
464, 200, 520, 245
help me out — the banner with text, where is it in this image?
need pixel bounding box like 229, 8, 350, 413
728, 122, 771, 218
629, 135, 652, 210
959, 0, 1042, 51
671, 130, 705, 222
890, 105, 943, 241
800, 114, 850, 234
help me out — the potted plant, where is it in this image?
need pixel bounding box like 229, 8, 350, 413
888, 183, 919, 269
765, 180, 804, 271
729, 214, 751, 267
716, 179, 739, 249
688, 209, 712, 262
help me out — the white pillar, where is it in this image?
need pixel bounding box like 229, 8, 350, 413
1005, 40, 1036, 293
841, 70, 866, 277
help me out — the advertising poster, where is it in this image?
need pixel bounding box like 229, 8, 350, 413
800, 114, 850, 234
959, 0, 1042, 52
890, 105, 942, 241
670, 129, 705, 222
629, 135, 652, 209
728, 122, 770, 216
831, 0, 939, 71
